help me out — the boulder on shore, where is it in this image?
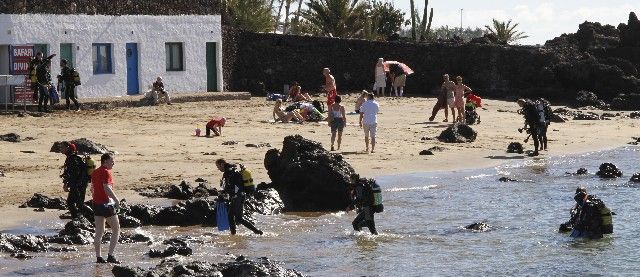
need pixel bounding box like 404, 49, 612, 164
437, 123, 477, 143
19, 193, 67, 210
264, 135, 375, 212
596, 163, 623, 178
507, 142, 524, 154
50, 138, 113, 154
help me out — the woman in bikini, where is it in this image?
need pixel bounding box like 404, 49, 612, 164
328, 95, 347, 151
273, 99, 304, 123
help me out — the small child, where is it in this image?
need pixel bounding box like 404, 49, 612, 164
206, 117, 226, 137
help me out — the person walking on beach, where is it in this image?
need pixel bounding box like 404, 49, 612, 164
60, 142, 88, 218
359, 93, 379, 153
328, 95, 346, 151
91, 153, 121, 264
216, 159, 263, 235
429, 74, 455, 122
60, 59, 80, 111
517, 99, 542, 156
373, 58, 386, 97
323, 68, 337, 106
453, 76, 472, 123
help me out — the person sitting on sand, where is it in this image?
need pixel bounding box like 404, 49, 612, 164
288, 81, 312, 102
273, 99, 304, 123
152, 76, 172, 105
355, 90, 367, 114
206, 117, 226, 137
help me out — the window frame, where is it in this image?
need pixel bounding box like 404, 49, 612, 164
92, 43, 113, 74
165, 42, 184, 71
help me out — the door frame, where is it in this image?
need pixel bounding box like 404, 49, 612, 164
125, 43, 139, 95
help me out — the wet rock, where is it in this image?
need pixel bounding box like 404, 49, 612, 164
596, 163, 623, 178
220, 256, 304, 277
577, 168, 589, 175
630, 173, 640, 183
507, 142, 524, 154
21, 193, 67, 210
118, 214, 142, 228
246, 143, 272, 148
139, 181, 217, 200
245, 188, 284, 215
47, 246, 77, 252
0, 133, 21, 142
112, 265, 147, 277
437, 123, 477, 143
10, 251, 33, 259
49, 217, 95, 245
118, 233, 152, 244
264, 135, 362, 212
629, 137, 640, 145
152, 199, 216, 226
498, 177, 517, 182
127, 204, 161, 225
50, 138, 113, 154
573, 112, 601, 120
148, 246, 193, 258
465, 222, 492, 232
0, 233, 49, 253
418, 150, 434, 155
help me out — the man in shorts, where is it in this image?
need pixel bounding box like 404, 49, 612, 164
429, 74, 455, 122
359, 93, 380, 153
323, 68, 337, 106
91, 153, 121, 264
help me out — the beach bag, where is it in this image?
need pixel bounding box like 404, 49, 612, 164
49, 85, 60, 104
285, 102, 302, 112
216, 200, 230, 231
312, 100, 325, 113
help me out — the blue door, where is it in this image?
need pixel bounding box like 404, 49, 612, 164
126, 43, 139, 95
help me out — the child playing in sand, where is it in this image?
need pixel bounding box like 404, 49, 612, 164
206, 117, 226, 137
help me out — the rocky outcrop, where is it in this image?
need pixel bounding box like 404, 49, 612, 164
138, 180, 218, 200
264, 135, 374, 212
50, 138, 113, 154
596, 163, 623, 178
438, 123, 477, 143
618, 12, 640, 47
148, 246, 193, 258
19, 193, 67, 210
464, 222, 492, 232
577, 168, 589, 175
611, 93, 640, 110
507, 142, 524, 154
630, 173, 640, 183
112, 256, 304, 277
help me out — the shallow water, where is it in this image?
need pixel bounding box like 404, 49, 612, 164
1, 146, 639, 276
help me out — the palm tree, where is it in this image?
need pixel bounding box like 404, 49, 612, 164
301, 0, 368, 38
485, 19, 528, 44
226, 0, 275, 32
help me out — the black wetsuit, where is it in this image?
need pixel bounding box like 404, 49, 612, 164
35, 62, 51, 112
572, 201, 603, 239
62, 153, 88, 218
61, 66, 79, 110
351, 184, 378, 235
522, 102, 542, 154
221, 164, 262, 235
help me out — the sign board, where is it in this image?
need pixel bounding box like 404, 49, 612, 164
9, 45, 36, 104
9, 45, 34, 75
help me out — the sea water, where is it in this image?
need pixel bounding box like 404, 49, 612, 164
1, 146, 639, 276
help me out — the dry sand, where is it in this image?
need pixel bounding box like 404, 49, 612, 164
1, 95, 638, 228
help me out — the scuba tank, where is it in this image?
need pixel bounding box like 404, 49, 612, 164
238, 164, 255, 193
600, 205, 613, 234
85, 155, 96, 178
371, 182, 384, 213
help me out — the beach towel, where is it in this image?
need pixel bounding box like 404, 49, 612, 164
216, 200, 230, 231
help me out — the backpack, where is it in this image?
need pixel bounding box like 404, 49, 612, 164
312, 100, 325, 113
71, 68, 81, 86
237, 164, 255, 193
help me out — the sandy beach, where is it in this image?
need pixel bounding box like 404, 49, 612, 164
0, 95, 638, 228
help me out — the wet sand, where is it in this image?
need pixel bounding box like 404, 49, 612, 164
1, 95, 638, 228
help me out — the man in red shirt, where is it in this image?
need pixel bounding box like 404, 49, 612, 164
90, 153, 121, 264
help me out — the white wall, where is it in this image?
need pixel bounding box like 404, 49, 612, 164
0, 14, 223, 98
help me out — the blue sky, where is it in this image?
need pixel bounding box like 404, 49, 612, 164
390, 0, 640, 45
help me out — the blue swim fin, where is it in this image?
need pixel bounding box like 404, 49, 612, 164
216, 201, 230, 231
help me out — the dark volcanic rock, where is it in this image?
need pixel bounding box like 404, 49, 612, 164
577, 168, 589, 175
21, 193, 67, 210
128, 204, 161, 225
245, 188, 284, 215
630, 173, 640, 183
465, 222, 492, 232
118, 214, 142, 228
573, 112, 601, 120
49, 217, 95, 245
630, 111, 640, 118
611, 93, 640, 110
0, 233, 49, 254
148, 246, 193, 258
0, 133, 21, 142
437, 123, 477, 143
139, 181, 217, 200
152, 199, 216, 226
576, 90, 608, 108
113, 256, 304, 277
264, 135, 368, 212
507, 142, 524, 154
428, 146, 447, 152
596, 163, 623, 178
618, 12, 640, 47
418, 150, 434, 155
50, 138, 113, 154
498, 177, 517, 182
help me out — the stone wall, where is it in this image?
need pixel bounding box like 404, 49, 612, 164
222, 31, 565, 98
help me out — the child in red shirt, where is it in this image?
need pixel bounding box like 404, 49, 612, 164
206, 117, 226, 137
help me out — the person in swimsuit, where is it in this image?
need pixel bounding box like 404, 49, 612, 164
273, 99, 304, 123
328, 95, 347, 151
453, 76, 472, 123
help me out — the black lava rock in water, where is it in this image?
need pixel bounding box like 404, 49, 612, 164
437, 123, 477, 143
0, 233, 49, 254
507, 142, 524, 154
0, 133, 21, 143
596, 163, 623, 178
465, 222, 492, 232
577, 168, 589, 175
50, 138, 113, 154
148, 246, 193, 258
245, 188, 284, 215
139, 181, 217, 200
498, 177, 517, 182
264, 135, 370, 212
20, 193, 67, 210
630, 173, 640, 183
112, 257, 303, 277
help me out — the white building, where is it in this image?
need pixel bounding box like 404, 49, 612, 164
0, 13, 223, 102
